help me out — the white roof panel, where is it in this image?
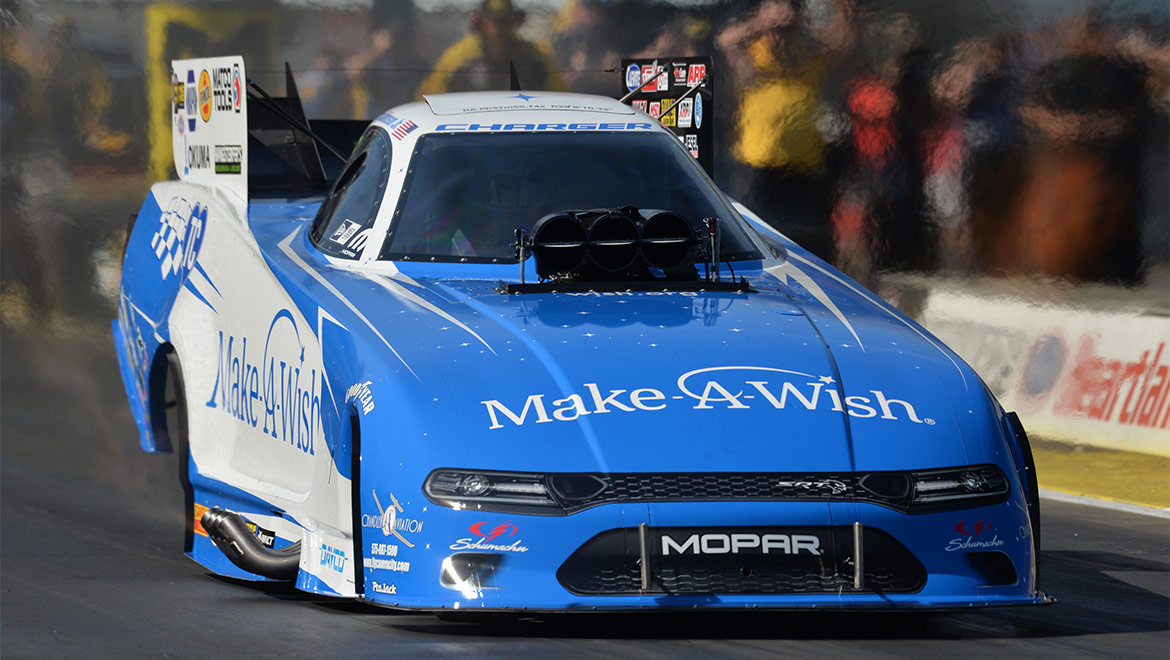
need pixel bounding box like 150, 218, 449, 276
423, 92, 634, 116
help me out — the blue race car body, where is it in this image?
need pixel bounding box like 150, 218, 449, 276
113, 56, 1048, 611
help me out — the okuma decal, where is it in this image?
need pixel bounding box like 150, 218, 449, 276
481, 365, 932, 430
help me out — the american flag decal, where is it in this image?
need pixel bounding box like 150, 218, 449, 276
391, 120, 417, 141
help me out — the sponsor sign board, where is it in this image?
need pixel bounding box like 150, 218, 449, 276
916, 282, 1170, 456
620, 56, 713, 177
171, 56, 248, 201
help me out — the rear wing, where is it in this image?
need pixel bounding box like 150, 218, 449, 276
170, 56, 366, 201
171, 56, 248, 201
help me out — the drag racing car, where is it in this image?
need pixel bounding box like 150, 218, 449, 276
112, 56, 1049, 612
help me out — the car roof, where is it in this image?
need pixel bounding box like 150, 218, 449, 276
422, 91, 636, 116
370, 91, 652, 137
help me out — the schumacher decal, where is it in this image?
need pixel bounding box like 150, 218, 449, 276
450, 521, 529, 553
946, 519, 1005, 552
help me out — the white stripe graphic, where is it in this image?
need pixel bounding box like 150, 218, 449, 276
367, 274, 496, 355
277, 230, 419, 381
787, 253, 969, 388
766, 259, 865, 351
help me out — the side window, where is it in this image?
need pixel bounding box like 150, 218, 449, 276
309, 128, 391, 258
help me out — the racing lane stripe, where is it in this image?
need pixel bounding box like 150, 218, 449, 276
1039, 489, 1170, 519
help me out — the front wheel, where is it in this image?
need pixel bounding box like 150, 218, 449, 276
1007, 412, 1041, 575
162, 350, 195, 552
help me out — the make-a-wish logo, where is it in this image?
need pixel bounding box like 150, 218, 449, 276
946, 518, 1005, 552
152, 196, 207, 283
480, 365, 933, 430
450, 521, 529, 553
204, 308, 320, 456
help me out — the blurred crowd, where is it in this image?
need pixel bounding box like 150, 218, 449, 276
1, 0, 1168, 328
279, 0, 1170, 286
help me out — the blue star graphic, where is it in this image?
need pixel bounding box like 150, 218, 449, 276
509, 93, 537, 102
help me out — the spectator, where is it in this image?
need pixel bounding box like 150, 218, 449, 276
715, 0, 853, 257
972, 16, 1149, 283
417, 0, 566, 96
550, 0, 620, 96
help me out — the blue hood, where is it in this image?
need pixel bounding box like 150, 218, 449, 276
257, 221, 1002, 477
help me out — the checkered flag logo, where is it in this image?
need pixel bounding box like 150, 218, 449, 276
151, 197, 207, 281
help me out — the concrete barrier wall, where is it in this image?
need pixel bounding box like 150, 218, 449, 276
912, 278, 1170, 457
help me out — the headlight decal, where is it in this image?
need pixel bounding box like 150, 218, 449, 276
423, 465, 1012, 516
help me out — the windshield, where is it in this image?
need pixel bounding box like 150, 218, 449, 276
379, 131, 765, 263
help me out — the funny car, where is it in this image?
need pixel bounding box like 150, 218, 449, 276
113, 56, 1049, 612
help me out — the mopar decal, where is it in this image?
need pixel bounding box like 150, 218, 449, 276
480, 366, 931, 429
661, 533, 822, 556
204, 309, 319, 455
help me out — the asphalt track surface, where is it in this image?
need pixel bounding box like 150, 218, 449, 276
2, 326, 1168, 657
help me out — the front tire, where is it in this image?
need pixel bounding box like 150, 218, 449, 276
163, 351, 195, 552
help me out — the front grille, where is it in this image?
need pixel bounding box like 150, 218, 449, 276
557, 526, 926, 596
598, 473, 858, 502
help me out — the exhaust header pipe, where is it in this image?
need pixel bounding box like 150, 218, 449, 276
201, 507, 301, 580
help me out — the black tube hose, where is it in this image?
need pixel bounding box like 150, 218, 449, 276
200, 507, 301, 580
